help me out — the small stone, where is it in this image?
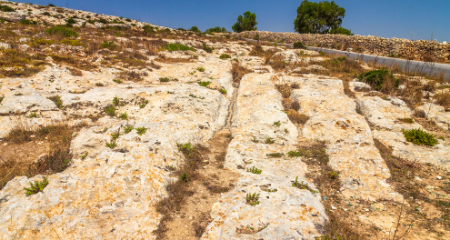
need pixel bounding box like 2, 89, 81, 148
437, 176, 442, 180
331, 205, 337, 210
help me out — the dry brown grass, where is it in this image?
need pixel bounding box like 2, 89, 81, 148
0, 49, 47, 78
154, 55, 194, 63
1, 122, 87, 189
275, 83, 292, 98
68, 67, 82, 76
231, 62, 251, 87
288, 110, 310, 125
434, 92, 450, 109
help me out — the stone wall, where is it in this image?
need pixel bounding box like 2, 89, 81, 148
237, 31, 450, 63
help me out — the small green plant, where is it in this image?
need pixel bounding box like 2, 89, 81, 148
328, 171, 339, 180
45, 26, 78, 37
124, 126, 134, 133
292, 176, 319, 194
159, 77, 170, 82
189, 94, 205, 99
196, 66, 205, 72
398, 118, 414, 124
246, 193, 260, 206
113, 97, 120, 106
0, 97, 3, 103
219, 88, 227, 94
28, 112, 39, 118
287, 151, 300, 158
251, 137, 259, 143
180, 171, 188, 182
0, 5, 16, 12
119, 112, 128, 120
111, 132, 120, 140
198, 81, 211, 88
247, 166, 262, 174
136, 127, 147, 136
189, 71, 196, 75
48, 95, 63, 109
264, 137, 275, 144
113, 79, 122, 84
284, 129, 289, 133
95, 83, 104, 87
106, 141, 117, 149
438, 136, 445, 141
401, 128, 438, 146
358, 69, 400, 91
80, 152, 88, 160
273, 121, 281, 127
105, 105, 116, 117
266, 153, 283, 158
139, 100, 149, 108
261, 188, 277, 193
24, 177, 49, 196
220, 54, 231, 60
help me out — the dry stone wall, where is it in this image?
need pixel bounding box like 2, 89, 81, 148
237, 31, 450, 63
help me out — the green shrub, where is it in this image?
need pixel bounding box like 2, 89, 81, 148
180, 171, 188, 182
113, 97, 120, 106
247, 166, 262, 174
126, 18, 132, 22
45, 26, 78, 37
124, 126, 134, 133
139, 100, 149, 108
136, 127, 147, 136
20, 20, 38, 25
197, 67, 205, 72
266, 153, 283, 158
119, 112, 128, 120
402, 128, 438, 147
106, 141, 117, 149
287, 151, 300, 158
0, 5, 15, 12
159, 77, 170, 82
246, 193, 260, 206
273, 121, 281, 127
358, 69, 400, 91
202, 43, 214, 53
264, 137, 275, 144
205, 26, 227, 34
100, 41, 116, 50
66, 18, 76, 26
113, 79, 122, 84
28, 112, 39, 118
0, 97, 3, 103
219, 88, 227, 94
398, 118, 414, 124
198, 81, 211, 88
105, 105, 116, 117
219, 54, 231, 60
165, 43, 194, 51
111, 132, 120, 140
293, 42, 305, 49
48, 95, 63, 109
24, 177, 49, 196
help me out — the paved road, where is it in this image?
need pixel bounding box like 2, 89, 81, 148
244, 38, 450, 80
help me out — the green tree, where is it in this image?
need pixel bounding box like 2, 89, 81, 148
329, 26, 353, 35
189, 26, 201, 33
294, 0, 349, 34
205, 26, 227, 34
232, 11, 257, 33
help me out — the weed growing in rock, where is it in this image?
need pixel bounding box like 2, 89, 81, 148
136, 127, 147, 136
219, 88, 227, 94
198, 81, 211, 88
105, 105, 116, 117
292, 176, 319, 194
24, 177, 49, 196
28, 112, 39, 118
139, 100, 149, 108
106, 141, 117, 149
159, 77, 170, 82
113, 79, 122, 84
113, 97, 120, 106
95, 83, 104, 87
266, 153, 283, 158
401, 128, 438, 146
284, 129, 289, 133
80, 152, 88, 160
220, 54, 231, 60
111, 132, 120, 140
124, 126, 134, 133
189, 94, 204, 99
247, 166, 262, 174
273, 121, 281, 127
45, 26, 78, 37
202, 43, 213, 53
119, 112, 128, 120
0, 97, 3, 103
196, 66, 205, 72
264, 137, 275, 144
100, 41, 116, 50
398, 118, 414, 124
328, 171, 339, 180
287, 151, 301, 158
246, 193, 260, 206
48, 95, 63, 109
358, 69, 400, 92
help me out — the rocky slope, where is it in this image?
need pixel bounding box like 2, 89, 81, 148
1, 1, 450, 240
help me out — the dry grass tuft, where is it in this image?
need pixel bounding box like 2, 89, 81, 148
434, 92, 450, 109
230, 62, 251, 87
288, 110, 310, 125
68, 68, 82, 76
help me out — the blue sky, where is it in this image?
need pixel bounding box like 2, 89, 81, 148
17, 0, 450, 42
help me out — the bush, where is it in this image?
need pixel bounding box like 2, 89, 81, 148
20, 20, 38, 25
48, 95, 63, 109
202, 43, 214, 53
159, 77, 170, 82
105, 105, 116, 117
358, 69, 400, 91
24, 177, 49, 196
189, 26, 201, 33
220, 54, 231, 60
293, 42, 305, 49
198, 81, 211, 88
66, 18, 76, 26
0, 5, 15, 12
45, 26, 78, 37
165, 43, 194, 51
136, 127, 147, 136
196, 67, 205, 72
401, 128, 438, 147
288, 111, 310, 124
219, 88, 227, 94
100, 41, 116, 50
